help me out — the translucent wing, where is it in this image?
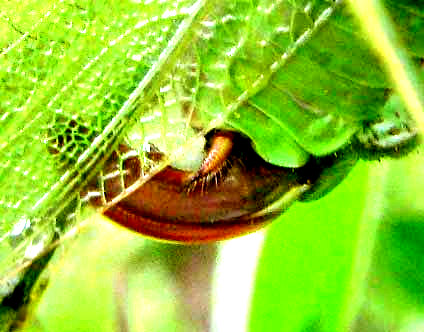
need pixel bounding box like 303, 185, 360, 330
0, 0, 208, 292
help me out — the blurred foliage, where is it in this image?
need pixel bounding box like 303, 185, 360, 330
1, 0, 424, 331
250, 159, 377, 331
19, 219, 216, 332
18, 148, 424, 332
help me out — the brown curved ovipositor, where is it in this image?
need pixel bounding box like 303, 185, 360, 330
89, 132, 311, 243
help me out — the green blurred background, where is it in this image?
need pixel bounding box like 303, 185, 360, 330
19, 147, 424, 332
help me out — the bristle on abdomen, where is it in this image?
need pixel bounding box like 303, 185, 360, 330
199, 131, 234, 175
187, 131, 235, 188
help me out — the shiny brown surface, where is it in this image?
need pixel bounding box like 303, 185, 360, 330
104, 164, 293, 242
93, 133, 308, 243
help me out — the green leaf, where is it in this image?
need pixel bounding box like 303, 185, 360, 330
349, 0, 424, 133
249, 160, 386, 332
354, 148, 424, 331
247, 2, 424, 330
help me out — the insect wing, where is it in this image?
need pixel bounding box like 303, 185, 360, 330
0, 0, 205, 290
